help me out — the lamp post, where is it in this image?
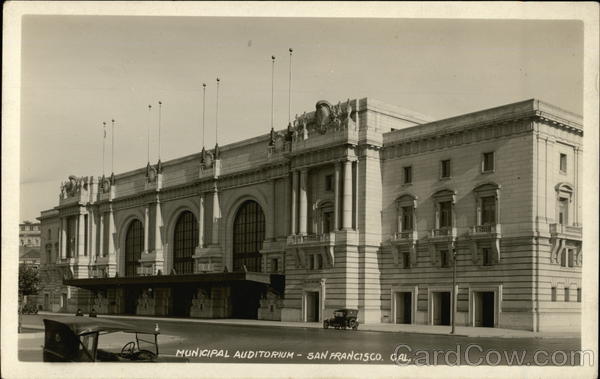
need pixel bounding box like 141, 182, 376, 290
450, 245, 457, 334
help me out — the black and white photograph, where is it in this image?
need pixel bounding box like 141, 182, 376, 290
2, 2, 598, 378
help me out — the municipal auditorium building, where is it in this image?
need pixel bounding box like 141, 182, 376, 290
36, 97, 583, 332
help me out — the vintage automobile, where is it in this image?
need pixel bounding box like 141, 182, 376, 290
323, 308, 359, 330
43, 317, 187, 362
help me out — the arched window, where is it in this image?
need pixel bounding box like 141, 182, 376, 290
125, 219, 143, 277
233, 200, 265, 272
173, 211, 198, 274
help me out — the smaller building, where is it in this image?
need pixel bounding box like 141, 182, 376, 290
19, 221, 41, 247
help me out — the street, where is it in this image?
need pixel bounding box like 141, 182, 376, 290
18, 314, 582, 366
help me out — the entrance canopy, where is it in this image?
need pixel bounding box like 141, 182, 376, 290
64, 272, 285, 293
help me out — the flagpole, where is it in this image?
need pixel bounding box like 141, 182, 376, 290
102, 121, 106, 176
288, 48, 293, 125
111, 119, 115, 174
215, 78, 220, 148
202, 83, 206, 148
271, 55, 275, 133
147, 105, 152, 163
158, 101, 162, 162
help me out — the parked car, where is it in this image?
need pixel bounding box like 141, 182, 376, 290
323, 308, 359, 330
42, 317, 187, 362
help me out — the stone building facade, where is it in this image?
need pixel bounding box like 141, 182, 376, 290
36, 98, 583, 331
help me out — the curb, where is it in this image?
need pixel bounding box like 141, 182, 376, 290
34, 312, 579, 339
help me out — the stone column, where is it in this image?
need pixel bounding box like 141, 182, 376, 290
334, 162, 341, 231
154, 199, 164, 253
211, 185, 220, 245
342, 160, 353, 229
198, 194, 205, 248
107, 206, 116, 273
88, 210, 96, 264
290, 171, 298, 234
396, 203, 402, 234
77, 213, 86, 257
299, 169, 308, 235
98, 213, 104, 257
60, 217, 67, 259
143, 206, 150, 253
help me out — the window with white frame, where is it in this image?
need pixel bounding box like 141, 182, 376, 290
473, 183, 501, 227
551, 287, 557, 302
555, 183, 574, 226
564, 287, 570, 302
432, 189, 456, 231
395, 194, 417, 234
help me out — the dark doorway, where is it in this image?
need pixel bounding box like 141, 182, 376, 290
395, 292, 412, 324
475, 291, 495, 327
433, 292, 451, 326
124, 288, 141, 315
231, 283, 261, 319
172, 286, 195, 317
306, 291, 320, 322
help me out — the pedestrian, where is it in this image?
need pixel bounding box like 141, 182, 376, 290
75, 308, 84, 316
89, 308, 97, 317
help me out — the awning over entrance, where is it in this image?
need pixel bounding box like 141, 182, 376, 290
64, 271, 285, 293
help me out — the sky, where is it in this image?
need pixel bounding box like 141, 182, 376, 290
19, 16, 583, 222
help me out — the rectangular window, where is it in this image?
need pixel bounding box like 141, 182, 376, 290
567, 249, 574, 267
48, 229, 52, 240
577, 288, 581, 302
308, 254, 314, 270
66, 216, 77, 258
403, 166, 412, 184
482, 247, 492, 266
271, 258, 279, 273
440, 250, 449, 268
325, 175, 333, 191
564, 287, 570, 302
315, 254, 323, 270
482, 152, 495, 172
558, 198, 569, 225
480, 196, 496, 225
560, 250, 567, 267
402, 251, 410, 269
401, 206, 413, 231
323, 211, 333, 234
440, 159, 451, 179
551, 287, 557, 302
439, 201, 452, 228
560, 153, 567, 173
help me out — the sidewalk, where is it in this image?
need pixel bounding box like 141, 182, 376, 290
31, 312, 579, 339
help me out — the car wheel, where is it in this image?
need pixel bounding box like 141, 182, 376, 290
323, 321, 329, 329
350, 320, 358, 330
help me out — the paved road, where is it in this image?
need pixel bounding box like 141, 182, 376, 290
19, 315, 582, 366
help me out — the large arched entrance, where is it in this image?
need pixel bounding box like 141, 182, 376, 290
232, 200, 265, 272
124, 219, 143, 314
171, 210, 199, 317
125, 219, 143, 277
173, 210, 198, 274
231, 200, 266, 319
